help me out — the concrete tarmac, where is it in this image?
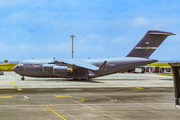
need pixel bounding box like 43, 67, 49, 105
0, 72, 179, 120
0, 72, 174, 89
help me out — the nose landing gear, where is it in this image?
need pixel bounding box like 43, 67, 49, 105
21, 76, 25, 81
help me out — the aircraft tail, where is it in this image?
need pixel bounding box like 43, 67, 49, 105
126, 30, 175, 58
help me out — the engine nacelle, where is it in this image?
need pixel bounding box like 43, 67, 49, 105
53, 66, 73, 75
43, 64, 56, 72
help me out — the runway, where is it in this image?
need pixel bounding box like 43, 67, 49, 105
0, 72, 179, 120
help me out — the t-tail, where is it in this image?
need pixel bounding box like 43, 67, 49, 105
126, 30, 176, 58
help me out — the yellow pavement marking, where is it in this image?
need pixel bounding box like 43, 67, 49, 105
8, 72, 16, 78
11, 82, 15, 83
0, 96, 13, 98
2, 80, 9, 81
17, 88, 22, 91
104, 81, 109, 82
135, 87, 144, 89
54, 95, 72, 97
80, 98, 84, 102
55, 95, 84, 104
46, 105, 66, 120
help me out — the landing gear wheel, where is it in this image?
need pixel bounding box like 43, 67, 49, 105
21, 76, 25, 81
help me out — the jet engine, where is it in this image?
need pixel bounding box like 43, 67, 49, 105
43, 64, 56, 72
53, 66, 73, 75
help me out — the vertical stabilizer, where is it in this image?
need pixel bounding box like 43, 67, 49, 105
126, 30, 175, 58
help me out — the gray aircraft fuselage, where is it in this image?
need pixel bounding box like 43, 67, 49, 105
13, 30, 175, 80
14, 57, 156, 79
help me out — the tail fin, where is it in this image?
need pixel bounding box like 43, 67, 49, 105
126, 30, 175, 58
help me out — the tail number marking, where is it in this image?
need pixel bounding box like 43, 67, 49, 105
135, 47, 158, 50
109, 64, 115, 66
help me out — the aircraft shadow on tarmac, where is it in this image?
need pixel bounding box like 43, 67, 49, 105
60, 79, 103, 83
160, 78, 173, 81
28, 78, 103, 83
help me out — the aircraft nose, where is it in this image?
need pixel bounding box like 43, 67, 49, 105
13, 65, 18, 73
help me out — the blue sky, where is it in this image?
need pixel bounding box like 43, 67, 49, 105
0, 0, 179, 61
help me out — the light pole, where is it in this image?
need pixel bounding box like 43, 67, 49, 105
70, 29, 75, 59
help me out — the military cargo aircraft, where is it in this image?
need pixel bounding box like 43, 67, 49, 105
14, 30, 175, 80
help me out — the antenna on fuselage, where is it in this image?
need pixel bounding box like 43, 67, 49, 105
70, 29, 75, 59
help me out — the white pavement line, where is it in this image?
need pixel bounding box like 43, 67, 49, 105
8, 72, 16, 78
126, 100, 180, 116
62, 110, 78, 120
76, 99, 117, 120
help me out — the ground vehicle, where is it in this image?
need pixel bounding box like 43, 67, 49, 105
0, 71, 4, 75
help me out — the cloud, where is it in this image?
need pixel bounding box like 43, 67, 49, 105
152, 24, 164, 29
0, 0, 30, 7
18, 44, 38, 52
0, 43, 38, 52
110, 36, 123, 44
45, 43, 71, 52
132, 17, 149, 27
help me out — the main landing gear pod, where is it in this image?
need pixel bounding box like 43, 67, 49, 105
43, 64, 56, 73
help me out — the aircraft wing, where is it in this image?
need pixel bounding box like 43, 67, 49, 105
56, 59, 99, 71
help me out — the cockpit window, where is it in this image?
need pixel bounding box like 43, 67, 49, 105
19, 63, 23, 66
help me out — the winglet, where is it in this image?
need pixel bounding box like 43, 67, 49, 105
99, 61, 107, 70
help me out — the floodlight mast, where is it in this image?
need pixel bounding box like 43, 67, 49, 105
70, 29, 75, 59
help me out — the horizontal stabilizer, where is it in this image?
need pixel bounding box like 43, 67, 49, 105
149, 32, 176, 36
